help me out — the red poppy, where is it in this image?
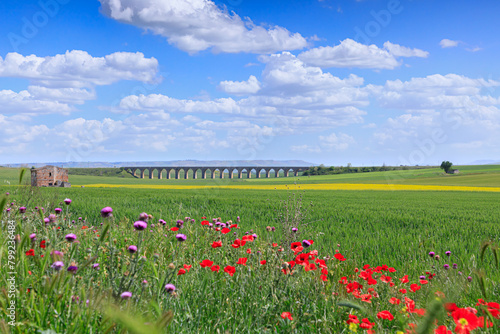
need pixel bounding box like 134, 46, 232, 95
388, 267, 396, 272
82, 226, 88, 229
290, 242, 303, 253
377, 310, 394, 321
346, 314, 359, 324
420, 279, 429, 285
26, 249, 35, 256
40, 240, 46, 249
389, 297, 401, 305
221, 228, 231, 234
435, 325, 452, 334
304, 263, 317, 271
334, 253, 346, 261
231, 239, 246, 248
361, 294, 372, 303
272, 243, 278, 247
410, 284, 421, 292
360, 318, 375, 329
445, 303, 458, 312
236, 258, 248, 266
399, 288, 407, 294
452, 308, 479, 333
260, 260, 266, 265
400, 275, 409, 283
201, 220, 209, 226
210, 265, 220, 272
477, 316, 493, 328
380, 275, 392, 283
177, 268, 186, 275
183, 264, 192, 272
170, 227, 179, 231
229, 224, 238, 228
281, 312, 293, 321
211, 240, 222, 248
246, 248, 251, 254
242, 235, 254, 242
320, 274, 328, 281
224, 265, 236, 276
200, 259, 214, 268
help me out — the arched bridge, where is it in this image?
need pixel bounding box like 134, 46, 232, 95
121, 166, 310, 180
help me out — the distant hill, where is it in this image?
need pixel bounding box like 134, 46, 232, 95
2, 160, 315, 168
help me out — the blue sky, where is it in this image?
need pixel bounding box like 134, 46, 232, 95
0, 0, 499, 166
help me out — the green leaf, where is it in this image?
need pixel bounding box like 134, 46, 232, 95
337, 300, 366, 313
0, 196, 6, 219
480, 241, 492, 262
19, 167, 27, 185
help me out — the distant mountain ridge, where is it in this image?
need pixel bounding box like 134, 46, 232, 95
3, 160, 315, 168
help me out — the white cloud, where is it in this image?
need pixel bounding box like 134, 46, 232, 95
298, 39, 428, 69
0, 50, 158, 87
440, 39, 459, 48
0, 89, 73, 114
218, 75, 261, 95
99, 0, 308, 54
319, 132, 355, 151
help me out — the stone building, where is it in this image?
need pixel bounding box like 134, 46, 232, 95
31, 165, 71, 187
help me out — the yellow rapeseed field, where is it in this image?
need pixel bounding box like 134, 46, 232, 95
79, 183, 500, 192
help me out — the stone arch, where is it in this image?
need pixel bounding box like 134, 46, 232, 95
276, 168, 285, 178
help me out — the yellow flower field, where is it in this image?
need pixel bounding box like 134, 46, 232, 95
79, 183, 500, 192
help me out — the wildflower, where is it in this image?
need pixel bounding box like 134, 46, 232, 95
212, 240, 222, 248
55, 208, 62, 214
252, 233, 258, 239
302, 240, 311, 248
211, 265, 220, 272
231, 239, 246, 248
419, 275, 426, 280
133, 221, 148, 230
177, 269, 186, 275
452, 308, 479, 333
281, 312, 293, 321
410, 284, 421, 292
435, 255, 440, 260
40, 240, 46, 249
291, 228, 298, 233
429, 251, 435, 257
435, 325, 452, 334
159, 219, 166, 225
224, 265, 236, 276
92, 263, 99, 270
65, 234, 77, 242
236, 258, 248, 266
221, 228, 231, 234
67, 265, 78, 273
291, 242, 303, 253
19, 207, 27, 213
176, 234, 187, 242
64, 198, 72, 205
260, 260, 266, 265
200, 259, 214, 268
183, 264, 191, 272
453, 263, 458, 269
443, 264, 450, 270
121, 292, 132, 299
51, 261, 64, 271
26, 249, 35, 256
142, 280, 148, 286
334, 253, 346, 261
165, 284, 176, 293
128, 245, 137, 254
29, 233, 36, 240
100, 207, 113, 218
389, 297, 401, 305
44, 217, 50, 224
377, 310, 394, 320
467, 276, 473, 282
445, 251, 451, 256
170, 227, 179, 231
139, 212, 149, 222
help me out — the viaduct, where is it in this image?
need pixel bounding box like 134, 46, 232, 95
121, 166, 310, 180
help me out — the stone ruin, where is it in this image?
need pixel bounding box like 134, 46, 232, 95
31, 165, 71, 187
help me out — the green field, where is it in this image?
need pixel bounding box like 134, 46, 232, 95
1, 167, 499, 333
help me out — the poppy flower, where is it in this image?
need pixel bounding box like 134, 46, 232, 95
410, 284, 421, 292
177, 268, 186, 275
361, 294, 372, 303
201, 220, 209, 226
399, 289, 407, 294
259, 260, 266, 265
224, 266, 236, 276
281, 312, 293, 321
26, 249, 35, 256
236, 258, 248, 266
211, 241, 222, 248
40, 240, 46, 249
334, 253, 346, 261
221, 228, 231, 234
346, 314, 359, 324
242, 235, 254, 242
452, 308, 479, 333
389, 297, 401, 305
360, 318, 375, 329
210, 265, 220, 272
435, 325, 452, 334
246, 249, 251, 254
320, 274, 328, 281
183, 264, 192, 272
170, 227, 179, 231
377, 310, 394, 321
290, 242, 303, 253
272, 243, 278, 247
231, 239, 246, 248
200, 259, 214, 268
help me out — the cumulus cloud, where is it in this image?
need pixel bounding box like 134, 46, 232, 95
0, 89, 73, 114
291, 132, 355, 153
0, 50, 159, 87
218, 75, 261, 95
298, 39, 428, 69
440, 39, 459, 48
99, 0, 308, 54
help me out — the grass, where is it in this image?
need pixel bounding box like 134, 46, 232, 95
0, 168, 499, 333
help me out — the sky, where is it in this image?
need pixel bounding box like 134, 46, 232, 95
0, 0, 499, 166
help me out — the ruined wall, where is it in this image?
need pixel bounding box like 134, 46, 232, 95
31, 166, 69, 187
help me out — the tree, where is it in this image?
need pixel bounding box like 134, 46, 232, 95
440, 161, 453, 173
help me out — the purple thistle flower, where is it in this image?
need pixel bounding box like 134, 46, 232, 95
165, 284, 176, 293
29, 233, 36, 240
428, 251, 435, 258
419, 275, 426, 280
92, 263, 100, 270
159, 219, 166, 225
443, 264, 450, 270
467, 276, 473, 282
291, 228, 298, 233
133, 221, 148, 230
65, 234, 77, 242
44, 217, 50, 224
236, 216, 240, 222
78, 217, 82, 220
67, 265, 78, 273
100, 207, 113, 218
175, 234, 187, 242
121, 292, 132, 299
139, 212, 149, 222
435, 255, 440, 260
6, 208, 10, 213
64, 198, 72, 205
452, 263, 458, 269
128, 245, 138, 254
302, 240, 311, 248
19, 207, 26, 213
252, 233, 258, 239
48, 214, 57, 223
51, 261, 64, 271
271, 226, 275, 231
54, 208, 62, 214
445, 251, 451, 256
